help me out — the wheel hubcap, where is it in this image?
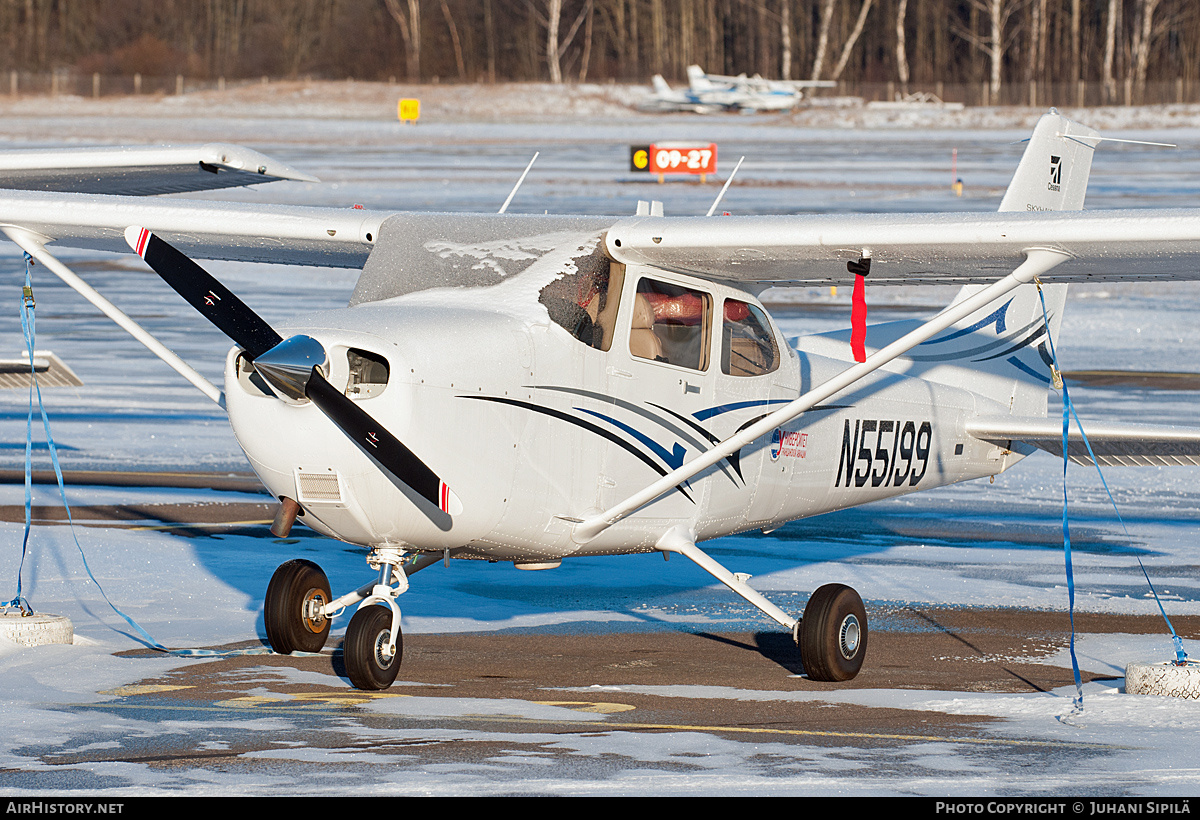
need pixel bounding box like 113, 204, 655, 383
301, 588, 328, 633
838, 614, 861, 660
373, 629, 395, 666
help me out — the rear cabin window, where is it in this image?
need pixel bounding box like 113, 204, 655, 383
539, 256, 624, 351
629, 278, 711, 371
721, 299, 779, 377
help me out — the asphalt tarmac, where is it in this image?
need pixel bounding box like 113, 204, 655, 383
104, 609, 1181, 753
5, 485, 1196, 780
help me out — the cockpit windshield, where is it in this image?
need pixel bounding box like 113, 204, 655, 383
539, 255, 625, 351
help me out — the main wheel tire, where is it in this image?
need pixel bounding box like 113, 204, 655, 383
345, 605, 403, 690
264, 559, 332, 655
799, 583, 867, 682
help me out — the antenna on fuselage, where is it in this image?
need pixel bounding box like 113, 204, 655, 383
705, 155, 744, 216
498, 152, 539, 214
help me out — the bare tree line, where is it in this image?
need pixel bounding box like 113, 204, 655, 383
1, 0, 1197, 101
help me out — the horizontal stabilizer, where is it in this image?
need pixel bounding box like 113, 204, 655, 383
0, 143, 318, 196
965, 416, 1200, 467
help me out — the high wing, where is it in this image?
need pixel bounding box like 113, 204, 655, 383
9, 194, 1200, 283
0, 189, 381, 268
0, 351, 83, 389
0, 142, 374, 268
965, 416, 1200, 467
0, 143, 318, 196
603, 208, 1200, 285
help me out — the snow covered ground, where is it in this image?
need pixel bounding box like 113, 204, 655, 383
1, 83, 1200, 795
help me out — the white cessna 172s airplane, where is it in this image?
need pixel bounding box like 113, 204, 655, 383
3, 111, 1200, 690
645, 64, 835, 112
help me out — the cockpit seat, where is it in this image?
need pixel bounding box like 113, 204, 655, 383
629, 293, 663, 361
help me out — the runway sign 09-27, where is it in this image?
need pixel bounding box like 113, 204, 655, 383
630, 143, 718, 175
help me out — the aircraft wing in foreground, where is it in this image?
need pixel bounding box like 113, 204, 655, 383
0, 142, 318, 196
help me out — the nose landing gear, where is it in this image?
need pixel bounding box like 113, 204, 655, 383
345, 604, 404, 690
263, 547, 442, 690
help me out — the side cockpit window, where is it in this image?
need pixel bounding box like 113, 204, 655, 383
721, 299, 779, 377
539, 254, 625, 351
630, 277, 711, 371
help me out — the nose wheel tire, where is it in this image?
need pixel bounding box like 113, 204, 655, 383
799, 583, 867, 682
264, 559, 332, 655
345, 605, 403, 690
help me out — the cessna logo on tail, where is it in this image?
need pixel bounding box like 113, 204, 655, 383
1049, 155, 1062, 191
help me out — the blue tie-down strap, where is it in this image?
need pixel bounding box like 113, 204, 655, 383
1036, 284, 1085, 711
13, 256, 168, 650
10, 257, 289, 660
1036, 283, 1190, 706
1136, 558, 1190, 666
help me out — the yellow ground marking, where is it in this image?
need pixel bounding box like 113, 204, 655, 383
101, 684, 195, 696
209, 693, 630, 713
28, 520, 274, 531
82, 688, 1112, 750
85, 688, 1114, 750
533, 701, 636, 714
214, 691, 411, 708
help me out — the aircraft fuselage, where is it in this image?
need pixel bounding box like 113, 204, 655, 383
225, 260, 1020, 563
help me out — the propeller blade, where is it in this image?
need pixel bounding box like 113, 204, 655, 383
126, 226, 460, 517
305, 368, 461, 515
125, 226, 282, 359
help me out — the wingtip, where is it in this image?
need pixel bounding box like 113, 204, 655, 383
124, 226, 150, 257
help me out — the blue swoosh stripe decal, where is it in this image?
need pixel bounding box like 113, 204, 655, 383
693, 399, 792, 421
462, 395, 693, 502
1007, 355, 1052, 384
577, 408, 687, 470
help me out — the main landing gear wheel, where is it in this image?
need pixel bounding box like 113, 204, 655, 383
345, 605, 403, 690
799, 583, 868, 682
264, 559, 332, 654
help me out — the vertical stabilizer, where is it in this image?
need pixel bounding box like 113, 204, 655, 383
927, 111, 1101, 416
998, 109, 1100, 213
687, 65, 716, 91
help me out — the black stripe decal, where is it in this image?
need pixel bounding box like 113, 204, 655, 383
907, 316, 1044, 363
973, 325, 1048, 362
531, 386, 740, 487
462, 395, 693, 503
647, 401, 743, 482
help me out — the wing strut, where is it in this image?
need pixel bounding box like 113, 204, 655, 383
1, 226, 224, 406
657, 526, 797, 630
572, 247, 1071, 544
